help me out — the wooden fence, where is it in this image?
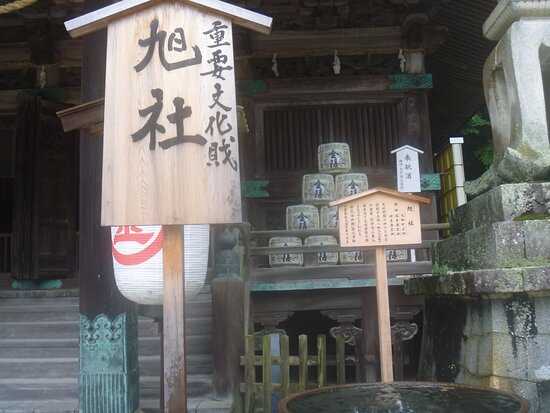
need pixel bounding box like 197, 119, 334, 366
241, 333, 350, 413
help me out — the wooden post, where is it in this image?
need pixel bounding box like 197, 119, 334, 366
280, 335, 290, 399
298, 335, 308, 391
375, 246, 393, 382
336, 335, 346, 385
330, 188, 429, 384
262, 334, 272, 413
162, 225, 187, 412
244, 335, 256, 413
78, 7, 139, 411
317, 335, 326, 388
362, 288, 380, 382
212, 276, 245, 400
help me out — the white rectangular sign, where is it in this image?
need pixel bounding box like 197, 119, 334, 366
395, 148, 421, 193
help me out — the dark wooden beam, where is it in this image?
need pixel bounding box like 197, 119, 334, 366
0, 40, 82, 68
245, 27, 402, 58
57, 98, 103, 137
57, 98, 247, 137
250, 261, 432, 284
77, 3, 139, 410
0, 87, 80, 111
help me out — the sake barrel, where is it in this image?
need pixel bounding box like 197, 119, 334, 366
305, 235, 338, 265
111, 225, 209, 305
286, 204, 320, 230
340, 250, 365, 265
320, 205, 339, 229
335, 173, 369, 199
318, 143, 351, 174
302, 174, 335, 205
386, 249, 408, 262
269, 237, 303, 267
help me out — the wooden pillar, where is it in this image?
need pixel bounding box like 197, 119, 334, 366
361, 287, 380, 382
374, 246, 393, 382
212, 276, 245, 401
78, 4, 139, 411
162, 225, 187, 412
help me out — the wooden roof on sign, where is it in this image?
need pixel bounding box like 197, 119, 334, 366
390, 145, 424, 154
64, 0, 273, 38
329, 187, 431, 207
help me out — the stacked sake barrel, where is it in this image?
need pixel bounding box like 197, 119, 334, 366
270, 142, 369, 267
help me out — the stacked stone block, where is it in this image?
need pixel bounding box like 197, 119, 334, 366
406, 183, 550, 412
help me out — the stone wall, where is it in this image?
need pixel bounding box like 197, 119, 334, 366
406, 183, 550, 412
415, 293, 550, 412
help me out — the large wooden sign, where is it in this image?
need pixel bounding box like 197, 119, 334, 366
100, 3, 245, 225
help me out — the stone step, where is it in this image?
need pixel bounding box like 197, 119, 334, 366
0, 290, 215, 410
140, 397, 232, 413
0, 339, 159, 357
140, 374, 213, 398
0, 330, 209, 351
0, 373, 214, 406
0, 303, 79, 314
432, 220, 550, 272
0, 311, 79, 323
0, 399, 78, 413
0, 354, 212, 380
0, 296, 80, 306
0, 335, 157, 349
0, 320, 159, 339
0, 396, 230, 413
0, 334, 209, 356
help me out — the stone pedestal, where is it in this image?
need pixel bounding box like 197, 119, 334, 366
406, 183, 550, 412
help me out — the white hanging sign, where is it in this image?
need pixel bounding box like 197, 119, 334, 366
391, 145, 423, 193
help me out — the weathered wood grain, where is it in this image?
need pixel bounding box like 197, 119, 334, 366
316, 335, 326, 388
162, 225, 187, 412
101, 5, 242, 225
262, 334, 271, 413
298, 335, 307, 391
280, 335, 290, 399
211, 277, 244, 400
375, 246, 393, 382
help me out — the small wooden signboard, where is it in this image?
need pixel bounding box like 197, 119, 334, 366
330, 187, 429, 382
65, 1, 272, 411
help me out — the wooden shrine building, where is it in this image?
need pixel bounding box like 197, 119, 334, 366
0, 0, 497, 412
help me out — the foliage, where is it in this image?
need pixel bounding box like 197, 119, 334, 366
461, 112, 493, 173
473, 140, 494, 169
460, 113, 491, 136
432, 263, 452, 275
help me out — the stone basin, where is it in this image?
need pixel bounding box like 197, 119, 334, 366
278, 382, 529, 413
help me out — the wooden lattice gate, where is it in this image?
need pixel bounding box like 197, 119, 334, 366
241, 334, 353, 413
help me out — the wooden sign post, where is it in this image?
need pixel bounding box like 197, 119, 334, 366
65, 1, 271, 411
330, 187, 429, 382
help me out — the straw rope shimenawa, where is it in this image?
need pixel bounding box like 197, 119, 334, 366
0, 0, 38, 14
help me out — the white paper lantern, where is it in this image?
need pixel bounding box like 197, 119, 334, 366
111, 225, 210, 305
